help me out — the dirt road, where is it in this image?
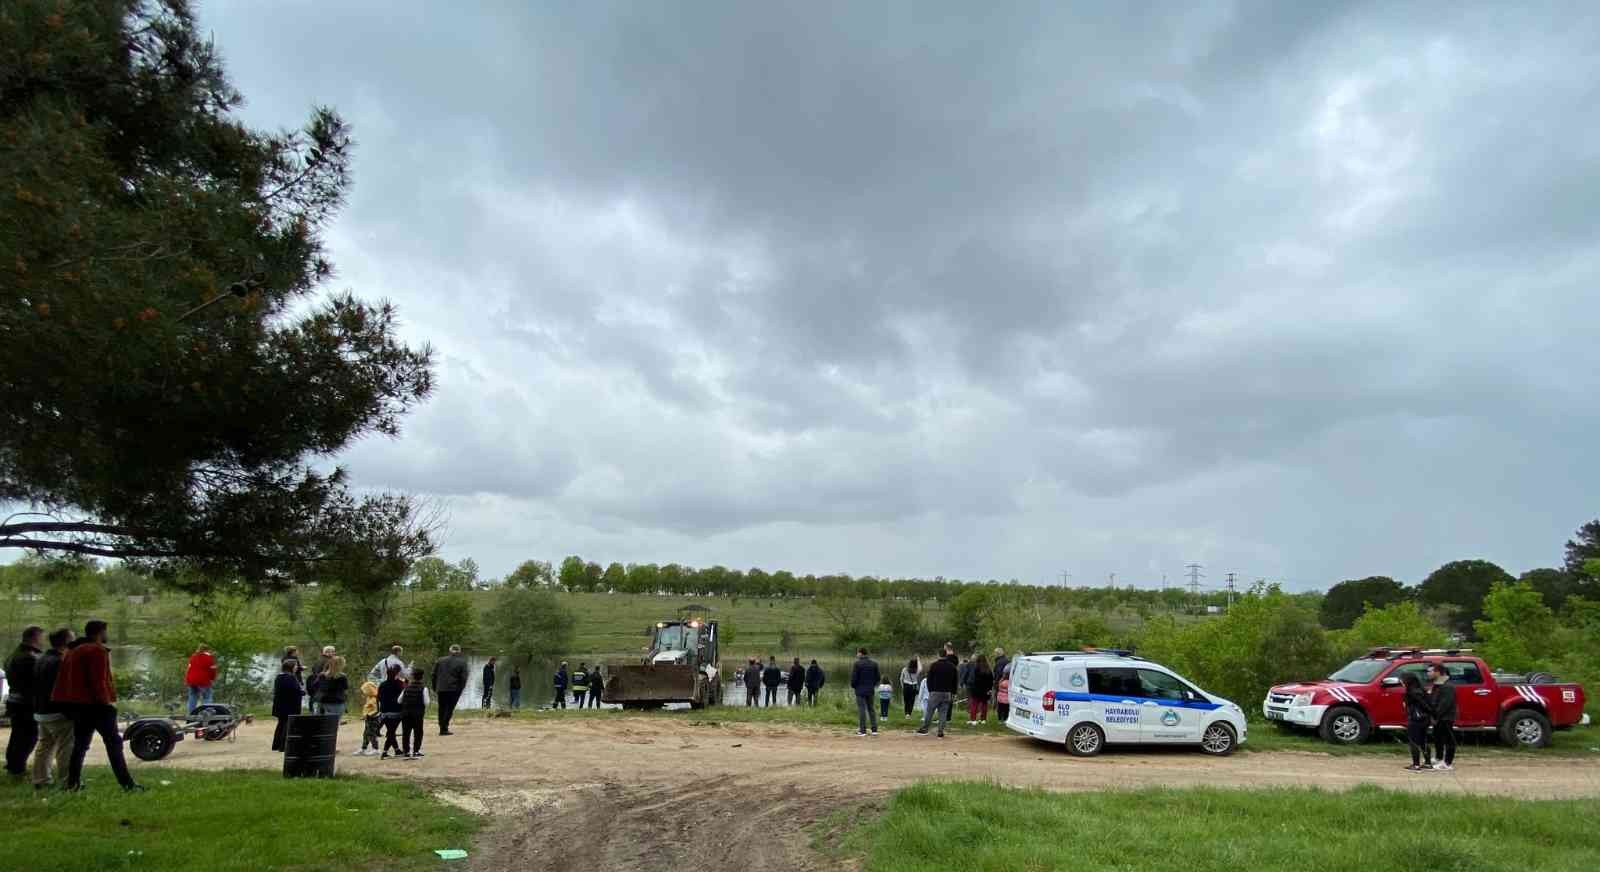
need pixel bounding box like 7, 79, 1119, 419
102, 716, 1600, 871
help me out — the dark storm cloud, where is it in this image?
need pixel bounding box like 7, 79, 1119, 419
201, 1, 1600, 585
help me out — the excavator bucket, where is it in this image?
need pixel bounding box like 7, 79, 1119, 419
601, 663, 700, 705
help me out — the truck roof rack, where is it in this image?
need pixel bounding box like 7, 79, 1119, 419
1367, 646, 1473, 659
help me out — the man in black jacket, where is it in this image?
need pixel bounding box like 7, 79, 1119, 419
431, 645, 469, 734
30, 627, 74, 789
804, 659, 825, 705
4, 626, 43, 777
761, 656, 783, 706
742, 657, 761, 706
849, 648, 882, 736
917, 644, 959, 738
786, 658, 805, 706
481, 657, 497, 709
1426, 663, 1459, 771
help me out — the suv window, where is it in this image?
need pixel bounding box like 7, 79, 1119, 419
1087, 667, 1140, 697
1015, 660, 1049, 692
1390, 663, 1430, 684
1444, 661, 1484, 684
1136, 669, 1191, 701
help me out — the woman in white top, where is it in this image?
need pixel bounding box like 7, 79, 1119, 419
899, 657, 920, 719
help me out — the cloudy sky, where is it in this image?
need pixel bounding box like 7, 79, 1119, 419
198, 1, 1598, 591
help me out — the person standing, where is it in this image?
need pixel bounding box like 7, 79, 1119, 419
4, 626, 43, 778
317, 656, 350, 717
1401, 672, 1433, 771
877, 678, 893, 720
570, 662, 590, 708
377, 664, 405, 759
184, 644, 218, 714
991, 648, 1009, 711
995, 661, 1012, 723
786, 658, 805, 706
804, 659, 825, 705
587, 664, 604, 708
509, 667, 523, 710
1426, 663, 1458, 771
401, 667, 429, 759
917, 645, 958, 738
431, 645, 468, 734
53, 620, 141, 791
307, 645, 334, 714
552, 661, 569, 709
481, 657, 497, 709
761, 656, 783, 706
958, 654, 976, 701
899, 658, 920, 719
270, 658, 303, 752
30, 627, 74, 790
369, 645, 407, 682
743, 657, 761, 707
967, 655, 993, 725
849, 647, 881, 736
354, 675, 382, 757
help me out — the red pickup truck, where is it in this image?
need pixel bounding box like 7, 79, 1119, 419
1263, 648, 1587, 748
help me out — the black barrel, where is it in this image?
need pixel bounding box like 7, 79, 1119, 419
282, 714, 340, 779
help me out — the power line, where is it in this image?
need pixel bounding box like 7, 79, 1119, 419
1224, 572, 1237, 611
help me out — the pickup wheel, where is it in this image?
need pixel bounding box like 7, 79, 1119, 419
1319, 706, 1371, 745
1499, 708, 1551, 748
1065, 722, 1105, 757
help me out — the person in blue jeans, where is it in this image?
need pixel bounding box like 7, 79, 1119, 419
849, 647, 882, 736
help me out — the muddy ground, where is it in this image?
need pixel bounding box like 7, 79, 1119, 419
88, 716, 1600, 871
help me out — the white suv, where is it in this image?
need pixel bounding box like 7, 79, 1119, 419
1005, 650, 1247, 756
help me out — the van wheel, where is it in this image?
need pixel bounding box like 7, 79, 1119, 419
1200, 723, 1237, 756
1065, 723, 1105, 757
1499, 709, 1551, 748
1319, 707, 1370, 745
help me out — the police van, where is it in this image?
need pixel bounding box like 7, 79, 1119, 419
1005, 649, 1247, 756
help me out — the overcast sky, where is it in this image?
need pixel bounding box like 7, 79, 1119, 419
197, 1, 1598, 591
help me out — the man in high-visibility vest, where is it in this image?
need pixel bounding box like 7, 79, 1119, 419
570, 663, 590, 708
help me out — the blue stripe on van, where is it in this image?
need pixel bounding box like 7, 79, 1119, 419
1052, 691, 1222, 711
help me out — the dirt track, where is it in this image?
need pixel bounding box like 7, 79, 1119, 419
91, 716, 1600, 871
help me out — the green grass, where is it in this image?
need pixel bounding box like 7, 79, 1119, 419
1, 767, 481, 872
823, 782, 1599, 872
1243, 719, 1600, 757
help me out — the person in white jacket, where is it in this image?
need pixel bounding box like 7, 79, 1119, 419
369, 645, 408, 682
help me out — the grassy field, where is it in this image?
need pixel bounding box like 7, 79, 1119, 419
0, 767, 480, 872
817, 782, 1598, 871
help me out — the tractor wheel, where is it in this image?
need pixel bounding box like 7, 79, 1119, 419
128, 722, 177, 762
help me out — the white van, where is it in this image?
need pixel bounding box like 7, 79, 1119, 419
1005, 650, 1247, 756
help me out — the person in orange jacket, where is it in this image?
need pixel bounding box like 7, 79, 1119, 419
52, 620, 141, 792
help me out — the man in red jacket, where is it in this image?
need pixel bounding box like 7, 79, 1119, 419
52, 620, 141, 792
185, 644, 217, 713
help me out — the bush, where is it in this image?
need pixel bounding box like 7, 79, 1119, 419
1331, 601, 1450, 657
1474, 582, 1559, 673
1138, 585, 1340, 706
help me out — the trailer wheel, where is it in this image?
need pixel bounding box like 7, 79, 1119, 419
128, 722, 177, 762
1499, 709, 1551, 748
1319, 706, 1370, 745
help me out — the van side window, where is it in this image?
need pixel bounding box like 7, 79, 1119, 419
1087, 667, 1139, 697
1136, 669, 1190, 701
